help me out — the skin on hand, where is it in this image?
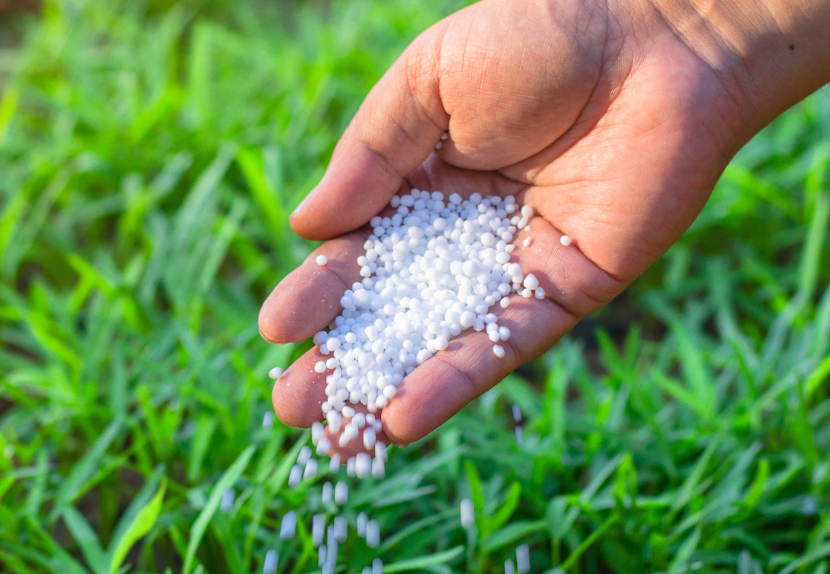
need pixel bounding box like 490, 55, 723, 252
260, 0, 830, 455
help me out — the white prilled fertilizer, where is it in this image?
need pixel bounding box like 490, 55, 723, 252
220, 487, 234, 512
268, 191, 543, 574
460, 498, 474, 528
334, 481, 348, 505
560, 235, 572, 246
313, 514, 326, 546
279, 510, 297, 540
366, 519, 380, 548
516, 544, 530, 573
288, 465, 302, 488
313, 190, 533, 423
263, 550, 278, 574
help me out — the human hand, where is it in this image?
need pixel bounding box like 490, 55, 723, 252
259, 0, 830, 453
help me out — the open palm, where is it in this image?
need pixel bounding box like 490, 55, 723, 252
259, 0, 751, 451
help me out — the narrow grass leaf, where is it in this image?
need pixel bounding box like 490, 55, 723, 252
183, 445, 255, 574
383, 546, 464, 573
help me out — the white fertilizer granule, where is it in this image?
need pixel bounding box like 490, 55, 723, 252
313, 189, 535, 434
460, 498, 474, 528
267, 191, 547, 574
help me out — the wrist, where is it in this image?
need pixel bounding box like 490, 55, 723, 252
646, 0, 830, 142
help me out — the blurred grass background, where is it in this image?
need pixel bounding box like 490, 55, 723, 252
0, 0, 829, 572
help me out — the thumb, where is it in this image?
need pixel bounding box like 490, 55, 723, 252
290, 23, 449, 241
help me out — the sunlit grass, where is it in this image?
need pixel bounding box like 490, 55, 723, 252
0, 1, 828, 572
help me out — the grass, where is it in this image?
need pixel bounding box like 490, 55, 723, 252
0, 0, 828, 572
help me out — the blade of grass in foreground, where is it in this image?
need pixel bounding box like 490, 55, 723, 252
183, 445, 255, 574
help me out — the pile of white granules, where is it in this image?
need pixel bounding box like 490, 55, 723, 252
314, 189, 543, 430
263, 189, 560, 574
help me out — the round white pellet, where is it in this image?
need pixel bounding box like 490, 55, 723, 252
316, 438, 331, 456
304, 458, 318, 480
280, 511, 297, 540
366, 519, 380, 548
460, 498, 474, 528
297, 445, 312, 466
355, 452, 372, 479
334, 481, 349, 505
523, 273, 539, 290
560, 235, 572, 246
535, 287, 545, 300
263, 550, 279, 574
288, 465, 302, 488
268, 367, 283, 379
328, 453, 341, 473
516, 544, 530, 573
493, 344, 505, 358
357, 512, 368, 537
316, 255, 328, 265
314, 361, 326, 373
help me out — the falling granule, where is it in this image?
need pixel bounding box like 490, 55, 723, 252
318, 546, 328, 568
312, 421, 325, 444
312, 514, 326, 547
347, 457, 356, 477
372, 456, 386, 479
326, 525, 339, 571
262, 412, 274, 429
304, 458, 318, 481
316, 255, 328, 265
357, 512, 368, 537
268, 367, 283, 380
366, 519, 380, 548
512, 404, 522, 423
297, 445, 312, 466
279, 510, 297, 540
316, 438, 331, 457
355, 452, 372, 479
515, 426, 524, 447
321, 481, 333, 505
288, 465, 302, 488
334, 515, 348, 542
440, 132, 449, 141
373, 557, 384, 574
504, 560, 515, 574
460, 498, 474, 528
560, 235, 571, 246
516, 544, 530, 573
263, 550, 278, 574
220, 488, 234, 512
334, 481, 348, 505
328, 453, 341, 473
375, 442, 388, 461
